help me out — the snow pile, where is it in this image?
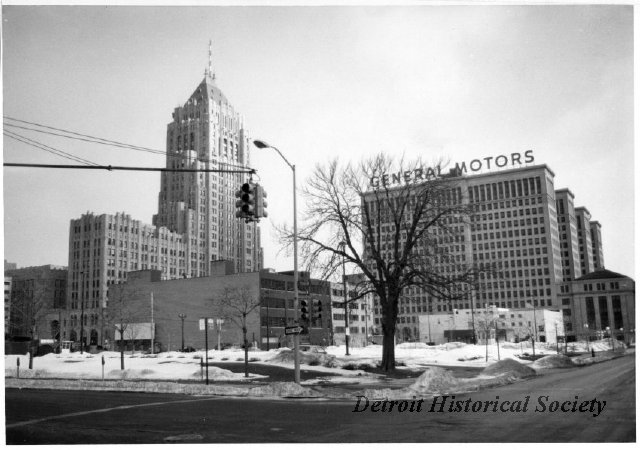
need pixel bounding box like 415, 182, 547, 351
267, 349, 338, 368
247, 382, 321, 398
531, 354, 575, 370
442, 342, 467, 350
481, 358, 536, 378
360, 388, 397, 400
107, 368, 156, 379
407, 367, 459, 394
4, 367, 51, 379
396, 342, 429, 349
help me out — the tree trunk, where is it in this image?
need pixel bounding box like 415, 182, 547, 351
243, 325, 249, 378
381, 331, 396, 371
380, 293, 398, 372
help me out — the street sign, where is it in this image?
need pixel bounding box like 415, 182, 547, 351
285, 325, 304, 335
199, 318, 215, 331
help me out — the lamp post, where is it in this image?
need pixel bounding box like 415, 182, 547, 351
253, 139, 300, 384
80, 271, 85, 355
619, 327, 624, 352
217, 318, 224, 351
339, 241, 350, 355
584, 323, 590, 353
178, 313, 186, 351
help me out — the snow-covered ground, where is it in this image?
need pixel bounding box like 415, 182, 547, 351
5, 339, 621, 384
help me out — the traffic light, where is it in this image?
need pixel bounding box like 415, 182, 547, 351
255, 185, 268, 219
313, 299, 322, 321
235, 189, 245, 218
235, 182, 257, 219
300, 299, 309, 322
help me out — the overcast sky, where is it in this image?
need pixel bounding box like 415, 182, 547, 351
2, 4, 634, 277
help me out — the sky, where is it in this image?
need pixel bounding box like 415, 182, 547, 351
2, 4, 635, 278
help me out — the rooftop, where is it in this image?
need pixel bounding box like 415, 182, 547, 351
575, 268, 631, 281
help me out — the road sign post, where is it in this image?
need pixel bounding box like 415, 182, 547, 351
200, 317, 214, 385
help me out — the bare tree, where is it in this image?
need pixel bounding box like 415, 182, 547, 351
281, 154, 493, 371
216, 287, 261, 378
474, 308, 499, 361
514, 321, 539, 357
9, 283, 50, 339
103, 283, 144, 370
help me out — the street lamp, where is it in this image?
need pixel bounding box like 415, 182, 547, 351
339, 241, 350, 356
584, 323, 590, 353
80, 271, 85, 355
178, 313, 186, 351
253, 139, 301, 384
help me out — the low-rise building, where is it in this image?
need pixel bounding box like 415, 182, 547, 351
561, 269, 635, 344
104, 262, 333, 352
4, 265, 67, 341
418, 306, 564, 345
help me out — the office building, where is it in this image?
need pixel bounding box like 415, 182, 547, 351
5, 277, 12, 337
65, 55, 263, 347
590, 221, 605, 270
152, 56, 261, 276
366, 159, 605, 342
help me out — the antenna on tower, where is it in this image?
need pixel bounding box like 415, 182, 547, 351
208, 40, 215, 80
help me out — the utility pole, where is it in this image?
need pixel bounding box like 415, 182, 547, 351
178, 313, 186, 351
150, 292, 154, 354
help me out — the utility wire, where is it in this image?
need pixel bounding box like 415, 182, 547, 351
3, 116, 253, 171
3, 162, 255, 173
4, 116, 164, 155
4, 130, 100, 166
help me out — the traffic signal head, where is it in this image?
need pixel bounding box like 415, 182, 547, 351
300, 299, 309, 322
236, 182, 257, 219
255, 185, 268, 219
235, 189, 245, 218
313, 299, 322, 320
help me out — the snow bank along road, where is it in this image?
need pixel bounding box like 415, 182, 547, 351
5, 354, 634, 443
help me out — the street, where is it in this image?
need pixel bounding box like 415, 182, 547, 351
5, 354, 634, 443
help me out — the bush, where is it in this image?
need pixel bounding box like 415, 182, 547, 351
249, 357, 259, 362
221, 357, 229, 361
307, 359, 320, 366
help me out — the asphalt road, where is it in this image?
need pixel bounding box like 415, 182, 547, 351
5, 354, 634, 443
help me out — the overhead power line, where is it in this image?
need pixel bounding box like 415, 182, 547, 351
4, 130, 100, 166
4, 116, 165, 155
3, 162, 256, 174
3, 115, 256, 172
3, 115, 252, 171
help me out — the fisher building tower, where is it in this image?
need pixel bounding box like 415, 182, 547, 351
153, 42, 263, 276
